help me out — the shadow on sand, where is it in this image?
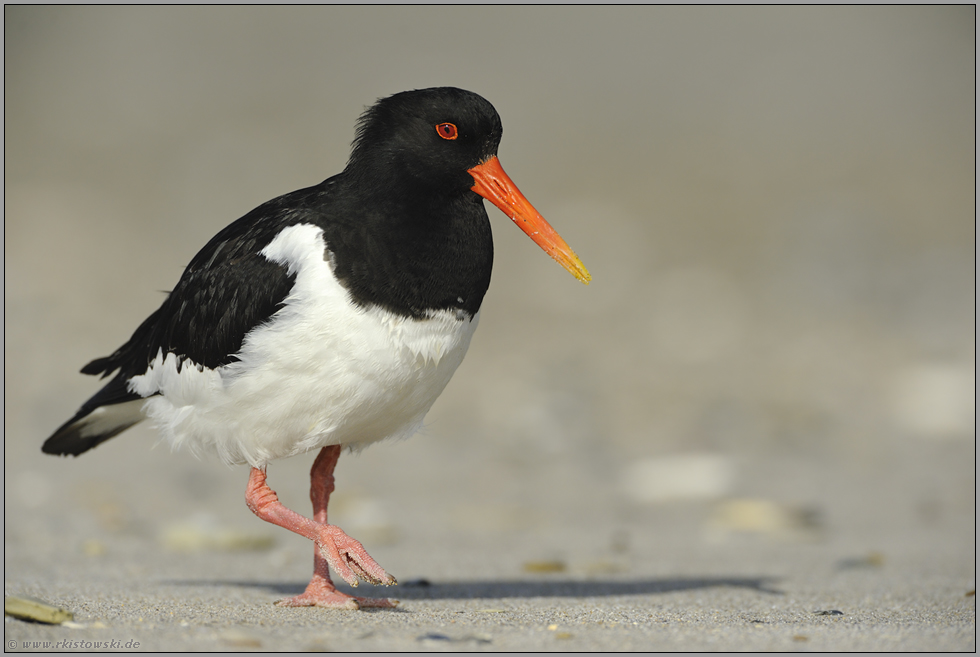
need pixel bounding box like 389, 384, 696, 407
164, 576, 783, 600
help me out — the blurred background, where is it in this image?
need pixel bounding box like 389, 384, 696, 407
5, 6, 975, 586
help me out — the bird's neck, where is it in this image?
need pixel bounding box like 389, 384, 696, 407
324, 173, 494, 320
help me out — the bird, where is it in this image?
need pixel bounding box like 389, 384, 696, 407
42, 87, 590, 610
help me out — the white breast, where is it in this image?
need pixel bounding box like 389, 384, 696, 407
128, 223, 479, 468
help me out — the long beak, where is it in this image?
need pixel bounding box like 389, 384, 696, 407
468, 156, 591, 284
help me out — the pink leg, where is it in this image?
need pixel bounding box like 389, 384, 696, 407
245, 446, 397, 609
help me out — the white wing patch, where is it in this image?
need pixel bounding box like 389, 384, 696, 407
74, 399, 146, 439
129, 223, 479, 468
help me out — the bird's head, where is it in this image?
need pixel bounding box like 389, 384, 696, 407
347, 87, 590, 284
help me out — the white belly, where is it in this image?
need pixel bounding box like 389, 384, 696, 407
128, 223, 479, 468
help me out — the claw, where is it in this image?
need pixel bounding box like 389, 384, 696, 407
315, 524, 395, 588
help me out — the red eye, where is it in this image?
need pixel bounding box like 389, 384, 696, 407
436, 122, 458, 140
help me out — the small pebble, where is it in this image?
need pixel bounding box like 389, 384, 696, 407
523, 560, 566, 573
709, 498, 821, 539
623, 453, 734, 503
220, 629, 262, 648
837, 552, 885, 569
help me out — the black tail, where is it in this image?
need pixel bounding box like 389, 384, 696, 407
42, 374, 146, 456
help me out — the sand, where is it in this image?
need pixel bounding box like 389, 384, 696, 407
5, 6, 975, 651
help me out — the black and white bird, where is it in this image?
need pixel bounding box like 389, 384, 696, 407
42, 87, 590, 609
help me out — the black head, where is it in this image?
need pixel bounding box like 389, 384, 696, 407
345, 87, 503, 193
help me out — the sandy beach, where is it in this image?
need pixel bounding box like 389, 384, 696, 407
5, 7, 975, 651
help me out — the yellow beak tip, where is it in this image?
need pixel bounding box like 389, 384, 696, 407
565, 261, 591, 284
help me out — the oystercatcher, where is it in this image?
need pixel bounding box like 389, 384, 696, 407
42, 87, 590, 609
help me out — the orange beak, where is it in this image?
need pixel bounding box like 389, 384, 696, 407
468, 156, 591, 284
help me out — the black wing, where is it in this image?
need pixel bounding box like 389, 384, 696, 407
81, 188, 330, 380
43, 183, 330, 456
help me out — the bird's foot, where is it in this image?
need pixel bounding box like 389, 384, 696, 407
276, 590, 397, 609
276, 573, 398, 609
315, 523, 398, 588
